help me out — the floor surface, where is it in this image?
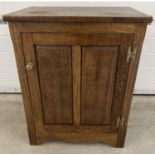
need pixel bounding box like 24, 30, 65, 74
0, 94, 155, 153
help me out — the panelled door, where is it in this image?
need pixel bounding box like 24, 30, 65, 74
22, 32, 133, 134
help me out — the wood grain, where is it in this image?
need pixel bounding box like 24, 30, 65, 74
72, 46, 81, 125
8, 24, 37, 144
42, 132, 118, 147
3, 7, 152, 23
110, 34, 133, 133
12, 22, 138, 34
36, 45, 73, 124
21, 33, 44, 131
33, 33, 122, 46
116, 24, 147, 147
81, 46, 118, 125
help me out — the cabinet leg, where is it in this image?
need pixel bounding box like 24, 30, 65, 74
26, 126, 38, 145
29, 138, 37, 145
116, 128, 127, 148
116, 141, 125, 148
27, 125, 45, 145
28, 132, 37, 145
28, 134, 45, 145
28, 133, 45, 145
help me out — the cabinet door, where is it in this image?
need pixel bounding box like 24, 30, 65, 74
22, 33, 133, 132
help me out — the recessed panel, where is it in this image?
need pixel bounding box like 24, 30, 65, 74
36, 45, 73, 124
81, 46, 118, 125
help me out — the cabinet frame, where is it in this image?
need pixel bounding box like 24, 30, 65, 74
9, 22, 147, 147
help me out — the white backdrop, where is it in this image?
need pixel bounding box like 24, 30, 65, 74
0, 1, 155, 94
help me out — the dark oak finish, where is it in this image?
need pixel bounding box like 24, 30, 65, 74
36, 45, 73, 125
3, 7, 152, 23
81, 46, 118, 125
3, 7, 152, 147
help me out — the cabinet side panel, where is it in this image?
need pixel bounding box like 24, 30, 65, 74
81, 46, 118, 125
36, 45, 73, 124
8, 24, 37, 144
116, 24, 147, 147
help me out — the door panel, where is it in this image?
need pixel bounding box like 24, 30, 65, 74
22, 32, 133, 133
36, 45, 73, 124
81, 46, 118, 125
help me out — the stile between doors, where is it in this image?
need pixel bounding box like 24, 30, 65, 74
72, 46, 81, 126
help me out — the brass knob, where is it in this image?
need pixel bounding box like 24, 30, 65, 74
25, 62, 34, 71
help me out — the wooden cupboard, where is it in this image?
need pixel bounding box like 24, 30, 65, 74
3, 7, 152, 147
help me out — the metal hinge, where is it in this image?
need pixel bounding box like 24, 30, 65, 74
126, 46, 137, 63
116, 117, 125, 128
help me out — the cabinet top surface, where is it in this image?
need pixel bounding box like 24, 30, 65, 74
3, 7, 152, 23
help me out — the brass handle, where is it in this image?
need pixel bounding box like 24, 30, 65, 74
25, 62, 34, 71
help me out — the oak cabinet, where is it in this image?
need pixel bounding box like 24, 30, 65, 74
3, 7, 152, 147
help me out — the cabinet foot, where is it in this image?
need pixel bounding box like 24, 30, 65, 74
29, 137, 45, 145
